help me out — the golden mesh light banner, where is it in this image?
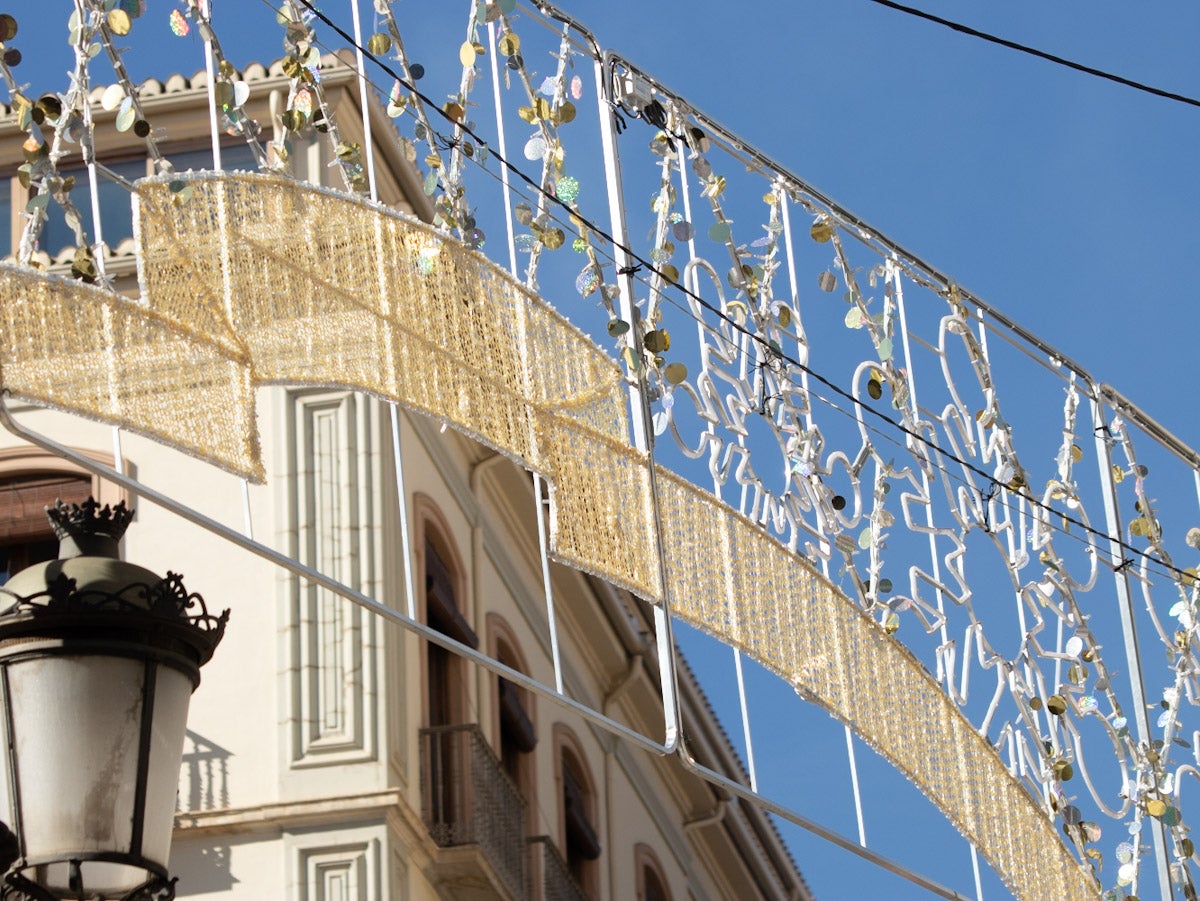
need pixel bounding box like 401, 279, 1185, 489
133, 172, 656, 599
539, 412, 662, 599
135, 174, 629, 440
655, 470, 1097, 901
0, 173, 1096, 900
0, 264, 259, 478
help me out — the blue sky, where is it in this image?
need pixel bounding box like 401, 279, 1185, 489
10, 1, 1200, 898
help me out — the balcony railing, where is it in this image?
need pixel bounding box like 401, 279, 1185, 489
419, 724, 527, 900
528, 835, 589, 901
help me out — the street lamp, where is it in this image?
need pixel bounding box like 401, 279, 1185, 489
0, 498, 228, 901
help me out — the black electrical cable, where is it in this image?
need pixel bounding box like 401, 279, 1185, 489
291, 0, 1196, 586
864, 0, 1200, 110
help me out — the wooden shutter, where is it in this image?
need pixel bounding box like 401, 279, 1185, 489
0, 474, 91, 543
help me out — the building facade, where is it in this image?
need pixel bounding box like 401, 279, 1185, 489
0, 59, 811, 900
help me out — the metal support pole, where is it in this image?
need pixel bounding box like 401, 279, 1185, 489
535, 475, 565, 695
389, 404, 418, 621
592, 48, 679, 752
199, 0, 222, 173
348, 0, 378, 200
1090, 394, 1173, 898
733, 648, 758, 792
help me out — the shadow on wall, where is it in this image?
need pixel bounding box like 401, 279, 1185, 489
172, 843, 238, 896
178, 729, 231, 813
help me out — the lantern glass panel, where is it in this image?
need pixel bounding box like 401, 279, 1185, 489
11, 655, 143, 853
142, 663, 193, 866
9, 655, 144, 893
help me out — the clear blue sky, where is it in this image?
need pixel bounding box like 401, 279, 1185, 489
10, 2, 1200, 898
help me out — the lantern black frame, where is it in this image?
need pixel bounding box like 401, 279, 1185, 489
0, 565, 226, 901
1, 864, 175, 901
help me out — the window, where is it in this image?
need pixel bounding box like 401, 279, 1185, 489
417, 502, 476, 839
489, 615, 536, 829
0, 471, 91, 583
0, 448, 123, 580
555, 726, 600, 896
24, 142, 260, 258
166, 143, 258, 176
38, 157, 148, 257
498, 674, 535, 780
635, 845, 672, 901
424, 535, 475, 727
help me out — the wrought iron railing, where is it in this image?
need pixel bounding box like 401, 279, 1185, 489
419, 724, 527, 900
528, 835, 589, 901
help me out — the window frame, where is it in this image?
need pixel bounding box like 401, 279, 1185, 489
0, 447, 126, 582
634, 843, 672, 901
487, 613, 537, 834
553, 723, 601, 898
414, 493, 474, 731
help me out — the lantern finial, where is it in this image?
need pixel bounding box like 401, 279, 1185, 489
45, 497, 133, 559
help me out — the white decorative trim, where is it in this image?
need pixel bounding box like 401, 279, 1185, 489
307, 848, 364, 901
175, 789, 401, 837
284, 826, 384, 901
286, 390, 379, 767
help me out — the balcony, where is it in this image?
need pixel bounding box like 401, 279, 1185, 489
528, 835, 589, 901
419, 724, 527, 900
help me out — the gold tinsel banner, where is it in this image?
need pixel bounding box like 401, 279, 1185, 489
0, 173, 1094, 901
656, 470, 1093, 901
0, 263, 258, 475
133, 173, 659, 598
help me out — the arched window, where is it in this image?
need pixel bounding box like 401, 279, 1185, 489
555, 726, 600, 896
424, 535, 475, 726
415, 498, 476, 843
635, 844, 672, 901
416, 497, 475, 730
0, 449, 122, 584
488, 615, 536, 830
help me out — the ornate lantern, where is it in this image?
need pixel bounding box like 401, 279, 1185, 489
0, 499, 228, 900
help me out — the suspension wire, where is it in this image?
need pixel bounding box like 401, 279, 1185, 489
287, 0, 1198, 588
863, 0, 1200, 111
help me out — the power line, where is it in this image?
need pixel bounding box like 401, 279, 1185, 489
864, 0, 1200, 110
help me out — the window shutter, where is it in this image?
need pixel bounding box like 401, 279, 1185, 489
425, 540, 478, 648
499, 679, 537, 752
564, 764, 601, 860
0, 474, 91, 543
